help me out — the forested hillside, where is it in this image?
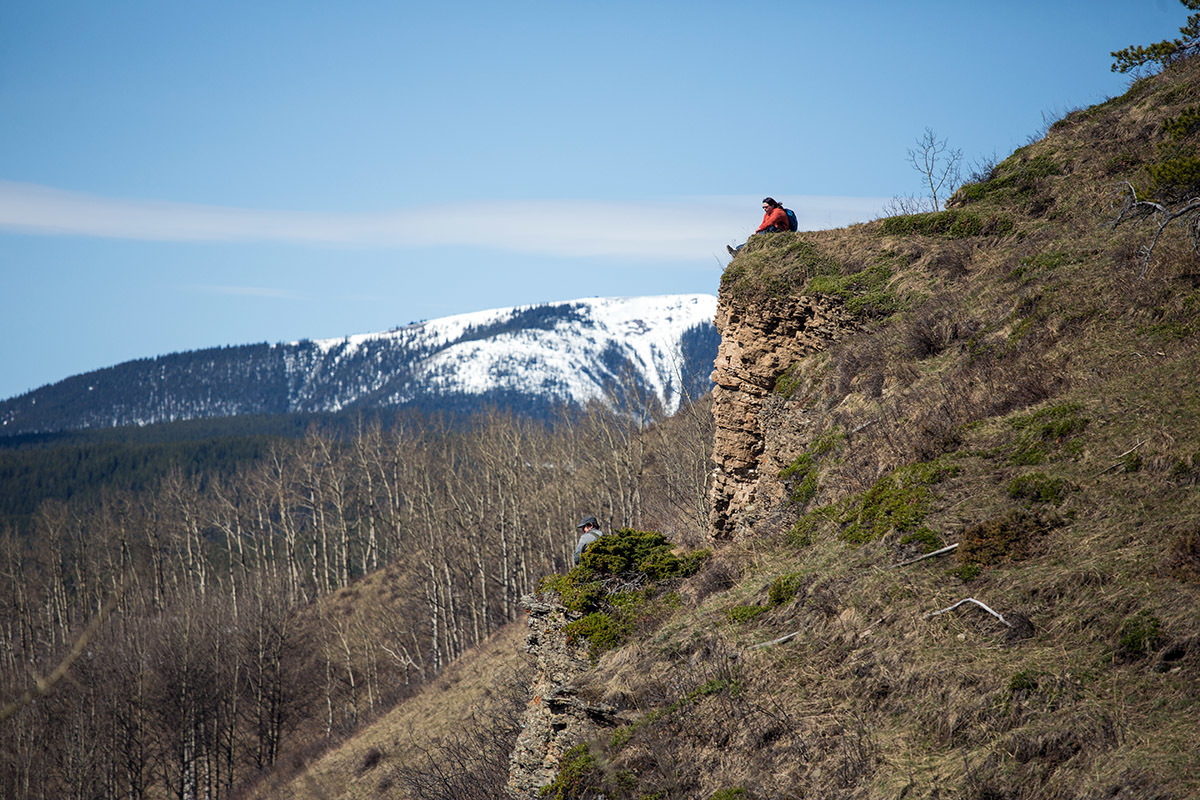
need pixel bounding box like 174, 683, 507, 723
0, 409, 441, 528
0, 397, 713, 799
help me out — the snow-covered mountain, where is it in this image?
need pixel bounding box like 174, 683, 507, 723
0, 294, 719, 437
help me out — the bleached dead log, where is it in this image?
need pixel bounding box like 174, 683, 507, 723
752, 630, 802, 649
890, 543, 958, 568
923, 597, 1012, 627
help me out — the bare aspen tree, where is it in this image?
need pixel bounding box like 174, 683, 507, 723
161, 468, 210, 599
907, 127, 963, 212
1, 369, 720, 797
353, 423, 384, 574
250, 442, 306, 602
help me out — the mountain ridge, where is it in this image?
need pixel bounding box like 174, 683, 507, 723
0, 293, 718, 437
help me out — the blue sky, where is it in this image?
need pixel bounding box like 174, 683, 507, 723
0, 1, 1186, 400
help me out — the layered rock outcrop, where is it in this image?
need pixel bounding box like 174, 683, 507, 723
506, 594, 617, 798
708, 293, 854, 539
506, 259, 859, 795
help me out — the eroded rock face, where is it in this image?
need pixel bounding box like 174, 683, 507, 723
506, 594, 616, 798
708, 294, 853, 540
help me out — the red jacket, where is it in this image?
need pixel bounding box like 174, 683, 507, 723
757, 206, 789, 232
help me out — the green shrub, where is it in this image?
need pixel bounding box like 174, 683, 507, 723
726, 604, 769, 623
953, 562, 983, 582
787, 514, 817, 547
543, 529, 708, 657
954, 153, 1061, 211
609, 725, 635, 750
563, 611, 629, 653
1009, 441, 1050, 466
539, 744, 602, 799
1169, 454, 1198, 481
1008, 669, 1040, 694
1007, 472, 1070, 504
899, 526, 943, 552
721, 236, 844, 306
779, 452, 818, 506
1161, 106, 1200, 141
805, 256, 901, 316
1008, 404, 1090, 465
581, 528, 707, 580
838, 459, 958, 544
768, 572, 805, 606
692, 677, 739, 699
880, 210, 1012, 239
774, 361, 803, 397
779, 430, 843, 509
710, 790, 748, 800
1011, 403, 1089, 439
1145, 154, 1200, 202
540, 569, 606, 614
1017, 250, 1075, 272
1116, 611, 1166, 659
1013, 153, 1062, 181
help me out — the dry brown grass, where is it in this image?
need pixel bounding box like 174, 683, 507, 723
240, 619, 529, 800
531, 56, 1200, 799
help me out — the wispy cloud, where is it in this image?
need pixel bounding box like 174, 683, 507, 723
0, 180, 889, 261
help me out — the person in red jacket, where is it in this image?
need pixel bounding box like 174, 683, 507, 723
727, 197, 790, 255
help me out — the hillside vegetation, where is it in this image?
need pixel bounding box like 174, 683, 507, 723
518, 56, 1200, 799
4, 39, 1200, 800
0, 398, 713, 800
283, 55, 1200, 800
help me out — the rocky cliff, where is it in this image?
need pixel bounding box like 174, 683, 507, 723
501, 55, 1200, 798
708, 289, 854, 540
507, 594, 619, 798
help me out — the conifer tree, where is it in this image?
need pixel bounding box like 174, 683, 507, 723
1112, 0, 1200, 73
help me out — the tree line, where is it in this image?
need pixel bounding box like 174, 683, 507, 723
0, 396, 713, 800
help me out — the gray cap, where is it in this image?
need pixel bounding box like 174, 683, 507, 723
576, 515, 599, 530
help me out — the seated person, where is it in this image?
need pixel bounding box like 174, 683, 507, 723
727, 197, 790, 255
572, 515, 603, 565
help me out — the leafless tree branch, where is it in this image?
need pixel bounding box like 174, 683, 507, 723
1110, 181, 1200, 277
923, 596, 1012, 628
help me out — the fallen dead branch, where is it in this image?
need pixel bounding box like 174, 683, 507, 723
1093, 439, 1147, 478
1110, 182, 1200, 278
923, 597, 1012, 627
891, 543, 958, 568
0, 572, 131, 723
751, 630, 802, 649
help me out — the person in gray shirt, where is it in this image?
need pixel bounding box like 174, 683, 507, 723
572, 515, 603, 565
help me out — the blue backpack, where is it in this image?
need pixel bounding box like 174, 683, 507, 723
785, 208, 799, 232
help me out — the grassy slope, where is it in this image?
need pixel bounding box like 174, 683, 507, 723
535, 58, 1200, 799
257, 60, 1200, 800
244, 612, 529, 800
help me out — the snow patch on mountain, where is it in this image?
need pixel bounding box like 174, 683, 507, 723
0, 294, 718, 436
314, 293, 717, 415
